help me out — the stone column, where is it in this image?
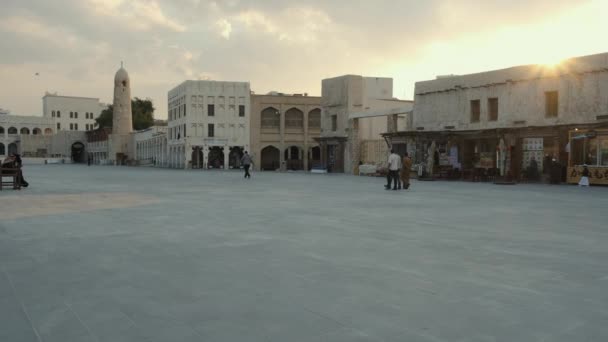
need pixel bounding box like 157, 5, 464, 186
351, 118, 360, 175
303, 108, 309, 171
279, 107, 285, 171
223, 145, 229, 170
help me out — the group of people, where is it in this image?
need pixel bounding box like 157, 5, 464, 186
385, 150, 412, 190
1, 153, 29, 187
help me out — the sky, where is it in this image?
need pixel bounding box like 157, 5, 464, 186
1, 0, 607, 119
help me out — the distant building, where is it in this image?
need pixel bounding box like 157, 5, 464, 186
166, 80, 250, 169
0, 110, 55, 158
42, 92, 107, 132
250, 93, 321, 171
383, 52, 608, 181
316, 75, 412, 174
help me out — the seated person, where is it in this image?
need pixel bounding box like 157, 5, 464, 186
2, 153, 28, 187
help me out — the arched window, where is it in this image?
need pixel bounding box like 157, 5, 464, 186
33, 128, 42, 135
261, 107, 280, 129
0, 126, 4, 134
8, 127, 17, 134
308, 109, 321, 129
44, 128, 53, 135
285, 108, 304, 129
21, 127, 30, 135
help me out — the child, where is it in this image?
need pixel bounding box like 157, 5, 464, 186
578, 165, 590, 187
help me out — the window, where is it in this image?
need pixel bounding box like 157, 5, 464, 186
52, 110, 55, 118
70, 112, 73, 118
208, 124, 214, 137
331, 115, 337, 131
285, 108, 304, 129
70, 123, 74, 130
183, 124, 186, 137
75, 112, 78, 119
261, 107, 280, 129
545, 91, 558, 118
239, 105, 245, 117
183, 104, 186, 117
470, 100, 480, 123
488, 98, 498, 121
308, 109, 321, 129
57, 111, 61, 118
208, 104, 215, 116
57, 123, 61, 130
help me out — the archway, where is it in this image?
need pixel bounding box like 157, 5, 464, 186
229, 146, 244, 169
308, 146, 321, 170
20, 127, 30, 135
284, 146, 303, 170
0, 143, 5, 156
8, 127, 17, 134
285, 108, 304, 131
261, 146, 280, 171
44, 128, 53, 135
8, 143, 18, 155
71, 142, 85, 163
33, 128, 42, 135
0, 126, 4, 134
208, 146, 224, 169
191, 147, 204, 169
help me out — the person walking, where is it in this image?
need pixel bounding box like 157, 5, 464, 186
400, 152, 413, 190
385, 149, 401, 190
240, 151, 253, 179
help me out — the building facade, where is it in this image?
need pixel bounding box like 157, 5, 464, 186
134, 126, 168, 167
43, 93, 107, 132
250, 93, 321, 171
0, 111, 55, 158
167, 80, 251, 169
384, 52, 608, 181
316, 75, 411, 174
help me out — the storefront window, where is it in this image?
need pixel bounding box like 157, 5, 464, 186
600, 137, 608, 166
586, 137, 597, 165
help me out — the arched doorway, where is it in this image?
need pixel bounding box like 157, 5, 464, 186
229, 146, 244, 169
284, 146, 303, 170
71, 142, 85, 163
208, 146, 224, 169
308, 146, 321, 170
20, 127, 30, 135
261, 146, 280, 171
0, 143, 5, 156
191, 147, 204, 169
8, 143, 18, 155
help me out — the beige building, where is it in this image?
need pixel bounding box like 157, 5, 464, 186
250, 93, 321, 171
316, 75, 412, 174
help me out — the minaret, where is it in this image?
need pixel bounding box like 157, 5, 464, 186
113, 62, 133, 134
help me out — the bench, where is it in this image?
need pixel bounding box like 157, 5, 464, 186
0, 167, 22, 190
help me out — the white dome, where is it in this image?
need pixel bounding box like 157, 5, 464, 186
114, 67, 130, 84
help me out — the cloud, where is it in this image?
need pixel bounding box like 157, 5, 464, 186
87, 0, 186, 32
0, 0, 601, 119
216, 18, 232, 39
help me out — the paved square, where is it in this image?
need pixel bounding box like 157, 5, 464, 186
1, 165, 608, 341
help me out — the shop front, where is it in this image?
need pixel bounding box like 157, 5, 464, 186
567, 129, 608, 185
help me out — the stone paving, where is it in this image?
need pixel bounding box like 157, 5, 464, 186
1, 164, 608, 342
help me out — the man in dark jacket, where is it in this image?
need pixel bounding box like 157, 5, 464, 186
240, 151, 253, 179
